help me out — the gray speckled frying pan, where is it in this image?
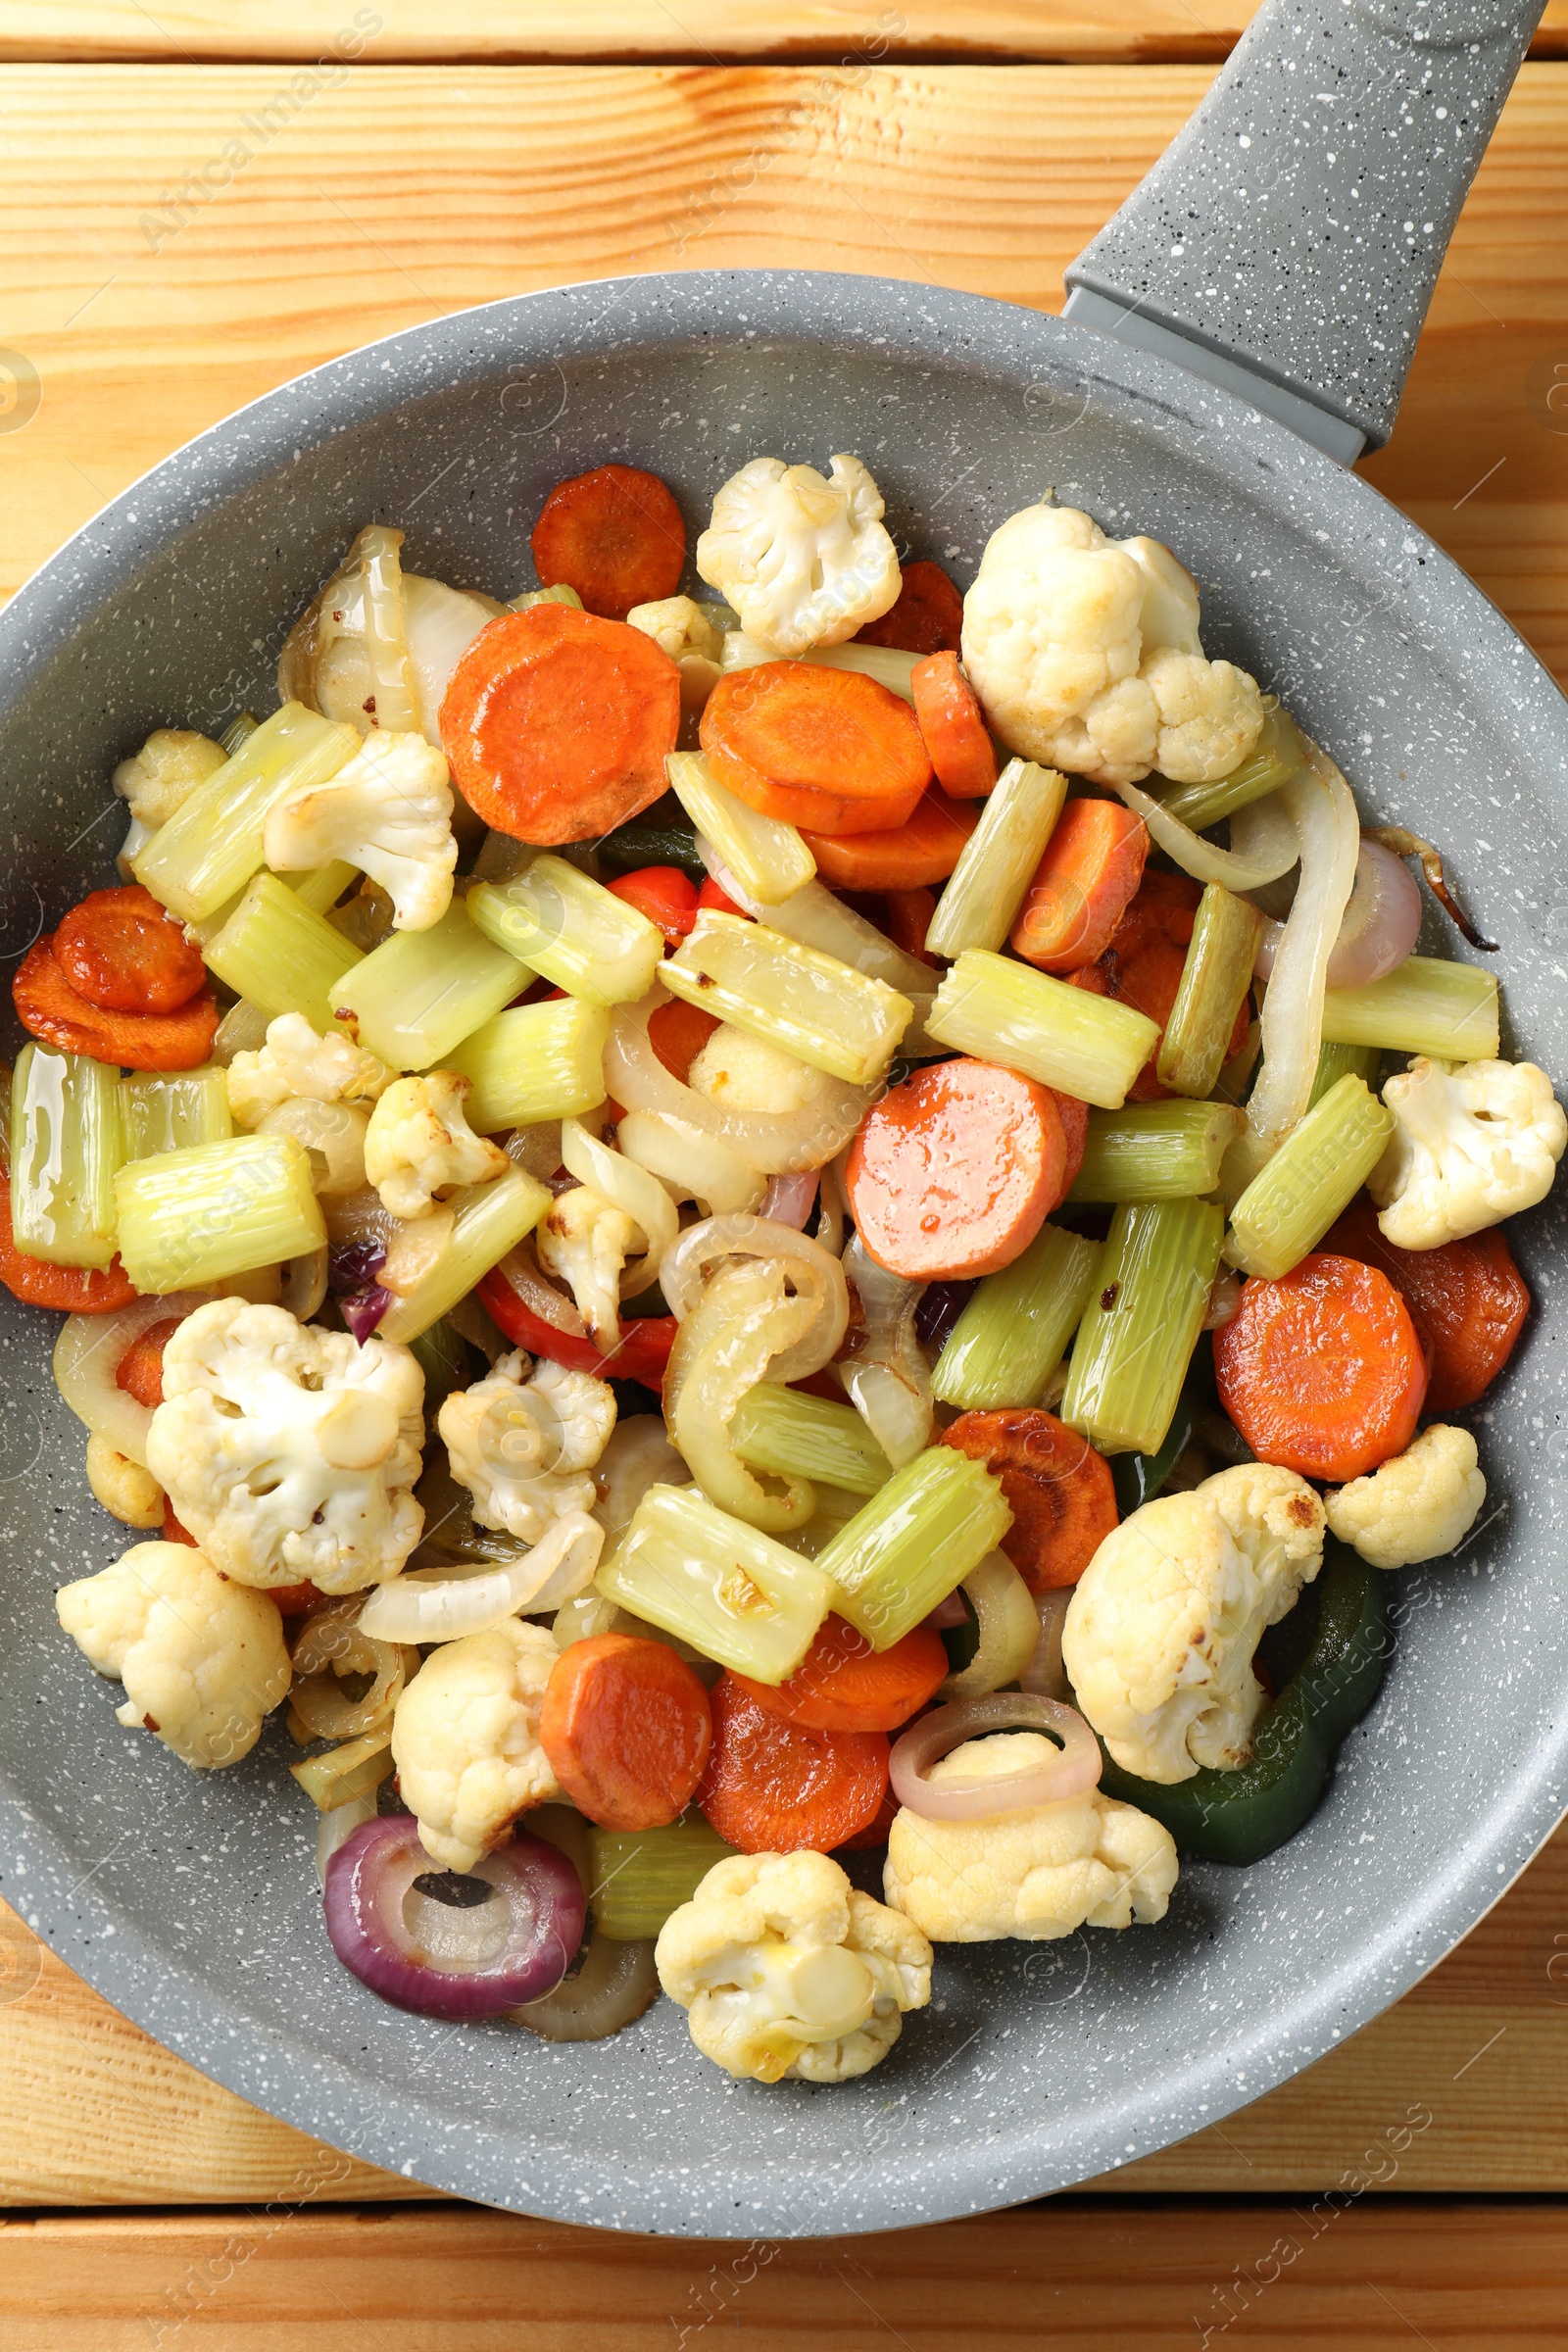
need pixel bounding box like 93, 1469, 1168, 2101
0, 0, 1559, 2237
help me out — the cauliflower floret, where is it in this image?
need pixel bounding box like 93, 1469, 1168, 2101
1368, 1055, 1567, 1250
535, 1183, 636, 1348
1062, 1462, 1325, 1784
263, 730, 458, 932
960, 503, 1265, 787
57, 1541, 291, 1769
363, 1071, 509, 1220
391, 1617, 561, 1870
226, 1012, 395, 1131
695, 455, 901, 657
113, 726, 228, 830
1325, 1424, 1487, 1570
686, 1023, 829, 1118
145, 1298, 425, 1593
85, 1434, 165, 1529
626, 594, 725, 718
884, 1734, 1178, 1941
438, 1348, 616, 1543
656, 1850, 932, 2083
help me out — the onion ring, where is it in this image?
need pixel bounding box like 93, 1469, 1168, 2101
837, 1235, 932, 1468
356, 1510, 603, 1644
660, 1214, 850, 1347
890, 1692, 1102, 1820
53, 1290, 208, 1467
1255, 836, 1421, 991
1113, 778, 1300, 892
605, 990, 874, 1175
936, 1551, 1042, 1700
560, 1117, 678, 1301
760, 1171, 819, 1229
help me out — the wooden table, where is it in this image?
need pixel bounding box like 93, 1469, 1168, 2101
2, 11, 1567, 2343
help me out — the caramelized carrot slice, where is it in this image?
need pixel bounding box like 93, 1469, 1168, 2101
802, 790, 978, 891
117, 1315, 183, 1408
910, 652, 997, 798
940, 1408, 1118, 1592
528, 463, 686, 621
854, 559, 964, 656
0, 1184, 136, 1313
846, 1057, 1066, 1282
1068, 869, 1250, 1102
697, 1674, 889, 1853
1214, 1252, 1429, 1483
540, 1633, 713, 1832
14, 935, 219, 1071
1323, 1196, 1531, 1414
54, 885, 207, 1014
730, 1614, 947, 1733
1010, 800, 1149, 972
699, 663, 931, 836
646, 998, 721, 1084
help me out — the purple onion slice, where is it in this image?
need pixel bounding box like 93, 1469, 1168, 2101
322, 1814, 586, 2018
341, 1284, 392, 1344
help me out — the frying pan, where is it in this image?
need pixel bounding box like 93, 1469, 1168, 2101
0, 0, 1559, 2237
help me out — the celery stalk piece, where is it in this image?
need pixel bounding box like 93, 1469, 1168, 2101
1225, 1074, 1395, 1280
931, 1221, 1101, 1410
1307, 1038, 1381, 1112
1155, 883, 1264, 1099
203, 872, 363, 1036
114, 1133, 326, 1293
926, 949, 1158, 1110
1061, 1200, 1224, 1456
667, 751, 815, 906
467, 857, 664, 1005
121, 1069, 234, 1160
589, 1814, 740, 1940
289, 1733, 393, 1811
132, 703, 359, 923
10, 1045, 125, 1268
510, 583, 584, 612
443, 1000, 611, 1134
328, 899, 525, 1071
375, 1168, 552, 1344
1067, 1102, 1245, 1202
729, 1382, 893, 1497
1155, 708, 1305, 834
662, 910, 912, 1086
816, 1446, 1011, 1651
290, 858, 360, 918
1319, 956, 1499, 1062
219, 711, 259, 758
924, 759, 1068, 958
598, 1483, 832, 1684
732, 877, 932, 998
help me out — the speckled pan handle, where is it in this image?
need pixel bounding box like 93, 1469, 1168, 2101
1063, 0, 1543, 461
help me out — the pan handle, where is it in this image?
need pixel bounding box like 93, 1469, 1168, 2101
1062, 0, 1542, 462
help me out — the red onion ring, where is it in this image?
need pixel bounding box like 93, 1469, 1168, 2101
759, 1172, 819, 1230
890, 1692, 1102, 1821
1255, 836, 1421, 991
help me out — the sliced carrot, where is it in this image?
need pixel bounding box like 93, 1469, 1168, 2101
802, 789, 978, 892
910, 652, 998, 799
939, 1408, 1118, 1592
854, 559, 964, 656
539, 1632, 712, 1832
606, 864, 698, 945
647, 998, 721, 1084
835, 1785, 900, 1852
0, 1184, 137, 1313
1323, 1196, 1531, 1414
117, 1315, 183, 1409
880, 887, 939, 964
730, 1614, 947, 1733
699, 663, 932, 837
161, 1498, 199, 1546
696, 874, 749, 920
1053, 1091, 1089, 1205
1213, 1252, 1429, 1483
270, 1581, 326, 1616
697, 1674, 888, 1853
54, 885, 207, 1015
14, 935, 219, 1072
528, 463, 686, 622
1068, 869, 1250, 1103
847, 1056, 1066, 1282
1010, 800, 1149, 973
439, 606, 681, 846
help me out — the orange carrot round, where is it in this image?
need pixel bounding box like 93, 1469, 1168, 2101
1053, 1090, 1089, 1205
1214, 1252, 1429, 1483
699, 663, 932, 836
540, 1633, 713, 1832
116, 1315, 183, 1408
1010, 800, 1149, 972
14, 934, 219, 1071
54, 885, 207, 1015
528, 463, 686, 621
910, 652, 997, 798
730, 1614, 947, 1733
606, 864, 698, 945
802, 789, 978, 891
646, 998, 721, 1084
440, 605, 680, 845
939, 1408, 1118, 1592
878, 887, 939, 964
0, 1184, 137, 1313
847, 1057, 1066, 1282
1068, 870, 1249, 1103
1323, 1198, 1531, 1415
697, 1674, 889, 1853
854, 559, 963, 655
162, 1498, 199, 1546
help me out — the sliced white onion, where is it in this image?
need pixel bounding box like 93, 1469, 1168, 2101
616, 1108, 766, 1218
1113, 778, 1300, 891
356, 524, 420, 734
1202, 1269, 1244, 1332
664, 1259, 828, 1532
400, 572, 506, 742
258, 1098, 369, 1196
937, 1550, 1041, 1699
510, 1934, 660, 2042
760, 1171, 819, 1230
696, 843, 934, 999
316, 1790, 378, 1890
837, 1235, 931, 1468
282, 1247, 330, 1322
812, 1152, 850, 1258
890, 1693, 1102, 1820
290, 1600, 416, 1739
1255, 834, 1421, 991
357, 1510, 603, 1643
506, 1120, 564, 1187
660, 1215, 851, 1349
605, 991, 874, 1176
1018, 1589, 1074, 1700
53, 1291, 208, 1466
591, 1416, 688, 1543
560, 1117, 679, 1299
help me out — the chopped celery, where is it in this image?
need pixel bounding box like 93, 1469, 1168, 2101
735, 876, 932, 998
375, 1168, 551, 1344
1307, 1039, 1381, 1112
924, 759, 1067, 958
926, 949, 1158, 1109
1155, 883, 1264, 1099
661, 911, 912, 1085
290, 858, 360, 918
289, 1732, 392, 1811
815, 1446, 1011, 1651
589, 1814, 739, 1940
510, 583, 584, 612
1068, 1102, 1245, 1202
1155, 707, 1305, 834
665, 751, 815, 906
1225, 1074, 1395, 1280
1319, 956, 1498, 1061
931, 1221, 1101, 1410
1061, 1200, 1223, 1456
597, 1483, 831, 1684
328, 899, 525, 1071
114, 1132, 326, 1293
467, 857, 664, 1005
203, 872, 363, 1035
729, 1383, 893, 1497
133, 703, 359, 923
10, 1046, 124, 1268
121, 1069, 233, 1160
443, 1000, 610, 1133
219, 711, 259, 758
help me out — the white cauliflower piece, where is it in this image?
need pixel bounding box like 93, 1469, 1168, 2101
1062, 1462, 1326, 1784
263, 730, 458, 932
686, 1023, 829, 1118
626, 594, 725, 718
57, 1541, 290, 1769
225, 1012, 394, 1131
656, 1850, 931, 2083
695, 454, 901, 657
438, 1348, 615, 1544
884, 1735, 1178, 1941
391, 1617, 561, 1871
113, 727, 228, 829
960, 503, 1265, 787
145, 1298, 425, 1594
363, 1071, 508, 1220
1368, 1055, 1567, 1250
1326, 1424, 1487, 1570
535, 1183, 636, 1348
85, 1434, 165, 1530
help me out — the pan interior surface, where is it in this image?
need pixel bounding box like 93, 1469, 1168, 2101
0, 273, 1563, 2236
